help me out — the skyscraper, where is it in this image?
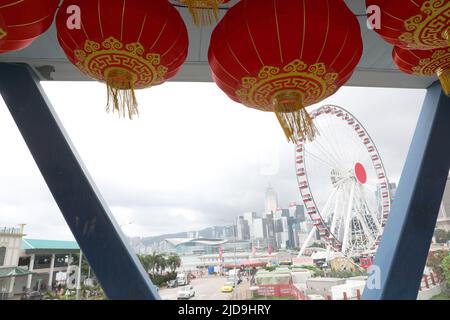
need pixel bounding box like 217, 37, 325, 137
265, 184, 278, 214
376, 181, 397, 218
289, 202, 306, 222
236, 216, 250, 240
243, 212, 257, 239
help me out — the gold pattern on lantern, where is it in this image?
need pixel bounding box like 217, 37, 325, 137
411, 47, 450, 96
236, 59, 338, 111
74, 37, 168, 88
399, 0, 450, 49
411, 47, 450, 75
74, 37, 168, 119
236, 59, 338, 143
0, 28, 6, 40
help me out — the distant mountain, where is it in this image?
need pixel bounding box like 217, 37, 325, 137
140, 231, 188, 246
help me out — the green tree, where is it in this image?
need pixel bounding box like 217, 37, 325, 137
138, 252, 182, 276
155, 254, 167, 274
167, 254, 181, 272
138, 253, 157, 274
442, 255, 450, 287
426, 250, 449, 281
138, 254, 149, 273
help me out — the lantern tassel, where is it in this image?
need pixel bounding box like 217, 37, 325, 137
437, 69, 450, 96
273, 91, 318, 144
184, 0, 220, 26
105, 68, 139, 119
106, 82, 139, 120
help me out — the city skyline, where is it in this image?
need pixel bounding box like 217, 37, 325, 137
0, 83, 425, 240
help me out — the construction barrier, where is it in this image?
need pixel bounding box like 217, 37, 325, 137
256, 284, 308, 300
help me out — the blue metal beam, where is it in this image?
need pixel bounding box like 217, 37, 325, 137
0, 63, 159, 300
363, 82, 450, 300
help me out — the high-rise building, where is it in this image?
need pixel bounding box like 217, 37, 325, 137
265, 185, 278, 214
376, 181, 397, 218
289, 202, 306, 222
243, 212, 257, 239
263, 213, 276, 248
222, 225, 236, 240
278, 217, 290, 249
236, 216, 250, 240
275, 208, 289, 219
253, 218, 266, 239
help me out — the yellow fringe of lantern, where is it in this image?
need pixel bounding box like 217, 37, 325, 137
437, 69, 450, 96
184, 0, 220, 26
105, 69, 139, 119
272, 91, 318, 144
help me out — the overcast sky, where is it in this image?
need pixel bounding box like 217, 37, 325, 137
0, 82, 426, 240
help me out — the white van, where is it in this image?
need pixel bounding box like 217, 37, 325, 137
176, 273, 189, 286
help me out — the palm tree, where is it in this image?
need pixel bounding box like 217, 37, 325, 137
138, 254, 148, 272
138, 252, 158, 275
167, 254, 181, 273
155, 254, 167, 275
147, 252, 159, 275
138, 252, 181, 275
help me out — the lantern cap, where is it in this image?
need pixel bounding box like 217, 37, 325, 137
105, 68, 138, 119
272, 90, 318, 144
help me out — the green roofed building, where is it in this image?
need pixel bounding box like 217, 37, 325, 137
0, 225, 81, 300
21, 238, 80, 253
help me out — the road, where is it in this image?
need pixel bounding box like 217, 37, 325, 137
159, 276, 234, 300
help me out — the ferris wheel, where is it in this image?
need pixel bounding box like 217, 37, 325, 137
295, 105, 391, 259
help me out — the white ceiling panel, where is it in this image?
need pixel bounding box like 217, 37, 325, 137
0, 0, 436, 89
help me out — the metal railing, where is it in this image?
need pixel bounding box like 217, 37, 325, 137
0, 227, 21, 235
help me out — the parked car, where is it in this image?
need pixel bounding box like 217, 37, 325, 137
221, 282, 234, 293
177, 285, 195, 300
167, 279, 178, 288
21, 291, 43, 300
176, 273, 189, 286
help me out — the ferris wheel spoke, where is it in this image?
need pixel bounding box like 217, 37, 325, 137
330, 184, 343, 239
357, 146, 371, 163
341, 180, 356, 254
308, 139, 347, 173
314, 125, 349, 171
319, 186, 339, 221
314, 117, 350, 170
357, 185, 382, 233
353, 185, 377, 245
305, 149, 342, 172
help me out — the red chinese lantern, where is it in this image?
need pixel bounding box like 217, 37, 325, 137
56, 0, 189, 119
0, 13, 6, 48
175, 0, 231, 26
0, 0, 60, 53
366, 0, 449, 50
208, 0, 363, 143
393, 46, 450, 95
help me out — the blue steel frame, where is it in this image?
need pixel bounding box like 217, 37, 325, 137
0, 63, 160, 300
0, 63, 449, 300
363, 81, 450, 299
